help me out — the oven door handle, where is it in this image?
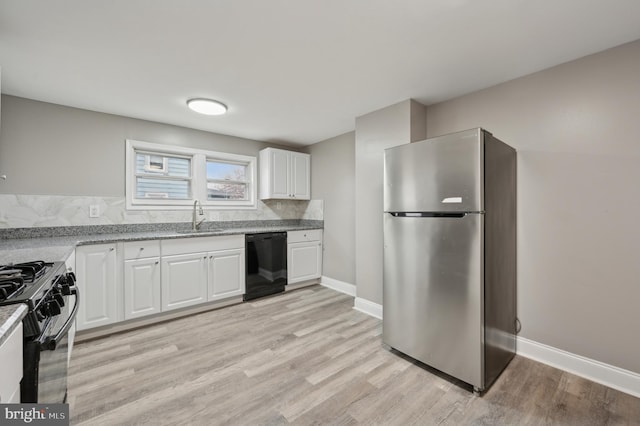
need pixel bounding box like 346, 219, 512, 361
41, 286, 80, 351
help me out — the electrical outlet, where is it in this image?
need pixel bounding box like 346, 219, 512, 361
276, 201, 282, 210
89, 204, 100, 218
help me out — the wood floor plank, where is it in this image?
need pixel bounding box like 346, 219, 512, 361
68, 285, 640, 425
306, 337, 382, 385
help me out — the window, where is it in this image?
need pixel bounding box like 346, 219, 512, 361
206, 160, 249, 200
126, 140, 256, 210
135, 152, 191, 199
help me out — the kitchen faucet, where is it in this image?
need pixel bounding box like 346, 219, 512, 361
192, 200, 205, 230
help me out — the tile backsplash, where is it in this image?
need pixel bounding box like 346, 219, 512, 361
0, 194, 323, 228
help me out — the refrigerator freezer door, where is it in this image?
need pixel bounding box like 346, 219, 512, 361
382, 212, 484, 388
384, 128, 484, 213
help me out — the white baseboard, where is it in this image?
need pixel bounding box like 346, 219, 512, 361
319, 278, 382, 320
353, 297, 383, 320
320, 276, 356, 297
517, 336, 640, 398
321, 286, 640, 398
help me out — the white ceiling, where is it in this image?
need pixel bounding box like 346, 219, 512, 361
1, 1, 640, 146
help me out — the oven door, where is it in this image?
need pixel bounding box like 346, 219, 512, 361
22, 284, 79, 403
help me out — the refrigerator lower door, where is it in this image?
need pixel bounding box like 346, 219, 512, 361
383, 212, 484, 389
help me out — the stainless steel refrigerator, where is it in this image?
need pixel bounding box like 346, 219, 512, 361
382, 128, 516, 393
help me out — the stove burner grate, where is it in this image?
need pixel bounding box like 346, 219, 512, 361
0, 260, 50, 302
0, 261, 48, 283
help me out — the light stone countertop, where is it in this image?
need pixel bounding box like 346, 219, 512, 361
0, 220, 322, 339
0, 220, 323, 265
0, 304, 28, 346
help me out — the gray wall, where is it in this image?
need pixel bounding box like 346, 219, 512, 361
0, 95, 280, 196
426, 39, 640, 374
306, 132, 355, 284
354, 99, 426, 303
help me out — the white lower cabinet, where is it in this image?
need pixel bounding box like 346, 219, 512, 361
71, 234, 263, 334
287, 230, 323, 284
207, 248, 245, 301
0, 322, 23, 403
65, 250, 76, 367
75, 243, 120, 331
161, 252, 208, 311
124, 257, 161, 319
161, 235, 245, 309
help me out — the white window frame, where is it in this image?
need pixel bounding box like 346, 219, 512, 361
126, 139, 257, 210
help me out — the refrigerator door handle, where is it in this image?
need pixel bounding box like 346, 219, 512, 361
442, 197, 463, 204
389, 212, 467, 218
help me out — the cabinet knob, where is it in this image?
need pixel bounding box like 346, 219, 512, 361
155, 261, 159, 265
140, 247, 144, 251
109, 248, 115, 251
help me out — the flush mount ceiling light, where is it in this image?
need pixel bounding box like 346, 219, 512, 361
186, 98, 227, 115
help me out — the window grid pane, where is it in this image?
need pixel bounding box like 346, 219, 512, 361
207, 182, 248, 200
136, 177, 191, 199
206, 160, 247, 181
136, 153, 191, 177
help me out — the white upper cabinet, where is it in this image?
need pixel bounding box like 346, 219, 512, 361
291, 152, 310, 199
267, 149, 291, 199
259, 148, 310, 200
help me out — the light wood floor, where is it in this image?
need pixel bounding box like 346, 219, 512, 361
68, 285, 640, 425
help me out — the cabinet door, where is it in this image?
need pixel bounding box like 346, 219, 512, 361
208, 248, 245, 301
0, 322, 22, 403
161, 252, 208, 311
124, 257, 161, 320
291, 152, 310, 200
269, 149, 291, 198
76, 244, 119, 330
288, 241, 323, 284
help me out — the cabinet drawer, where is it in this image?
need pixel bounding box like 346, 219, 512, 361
124, 240, 161, 259
161, 235, 244, 256
287, 229, 322, 243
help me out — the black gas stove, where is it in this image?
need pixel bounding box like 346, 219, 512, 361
0, 260, 79, 403
0, 261, 76, 338
0, 261, 59, 301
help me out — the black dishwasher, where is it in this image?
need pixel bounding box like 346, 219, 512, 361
244, 232, 287, 301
